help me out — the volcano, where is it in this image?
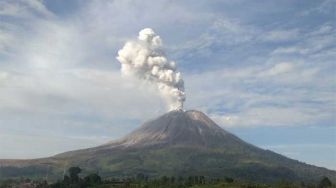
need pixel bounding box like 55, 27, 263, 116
1, 110, 335, 182
103, 110, 241, 148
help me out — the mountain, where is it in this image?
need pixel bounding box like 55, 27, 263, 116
0, 110, 335, 183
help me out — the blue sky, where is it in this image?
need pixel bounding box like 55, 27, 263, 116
0, 0, 335, 170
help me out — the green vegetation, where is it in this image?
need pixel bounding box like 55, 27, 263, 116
1, 166, 335, 188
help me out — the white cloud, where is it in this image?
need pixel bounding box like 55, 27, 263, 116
0, 0, 53, 18
261, 62, 295, 76
0, 0, 335, 160
0, 69, 165, 119
0, 71, 8, 81
272, 24, 335, 56
0, 28, 16, 55
300, 0, 336, 16
184, 56, 334, 127
262, 29, 300, 42
211, 106, 332, 127
0, 0, 56, 57
0, 1, 173, 159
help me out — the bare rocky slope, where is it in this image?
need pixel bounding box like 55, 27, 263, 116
1, 110, 335, 183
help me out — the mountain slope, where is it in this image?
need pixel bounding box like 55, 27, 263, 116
0, 110, 335, 183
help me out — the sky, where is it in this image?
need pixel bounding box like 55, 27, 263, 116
0, 0, 335, 170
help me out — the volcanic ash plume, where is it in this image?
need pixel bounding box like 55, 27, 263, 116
116, 28, 185, 111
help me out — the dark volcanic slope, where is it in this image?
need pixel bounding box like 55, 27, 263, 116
1, 110, 335, 183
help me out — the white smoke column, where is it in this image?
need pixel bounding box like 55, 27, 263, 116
116, 28, 185, 111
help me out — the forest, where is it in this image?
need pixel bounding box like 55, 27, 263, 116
0, 166, 334, 188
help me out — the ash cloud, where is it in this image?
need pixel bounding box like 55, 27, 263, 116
116, 28, 185, 111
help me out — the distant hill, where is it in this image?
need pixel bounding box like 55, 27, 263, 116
0, 110, 335, 183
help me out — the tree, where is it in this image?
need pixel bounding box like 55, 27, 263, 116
187, 176, 193, 186
68, 167, 81, 183
225, 177, 234, 183
194, 176, 199, 184
177, 176, 184, 184
63, 175, 70, 184
160, 176, 169, 185
84, 173, 101, 185
136, 173, 145, 181
318, 176, 332, 188
170, 176, 175, 184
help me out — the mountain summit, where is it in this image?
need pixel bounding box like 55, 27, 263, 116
107, 110, 239, 148
1, 110, 335, 182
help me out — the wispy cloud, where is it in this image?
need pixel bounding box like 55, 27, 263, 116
0, 0, 53, 18
185, 53, 334, 127
0, 0, 334, 163
262, 29, 300, 42
272, 24, 335, 56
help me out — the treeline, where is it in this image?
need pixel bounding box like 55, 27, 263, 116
0, 166, 334, 188
50, 167, 236, 188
